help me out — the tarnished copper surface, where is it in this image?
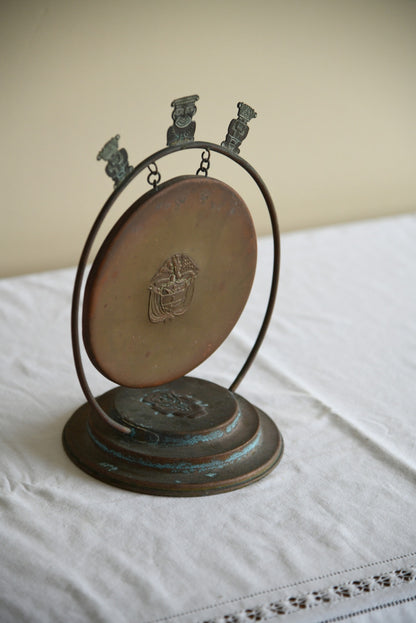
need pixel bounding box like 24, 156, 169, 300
62, 377, 283, 496
83, 176, 257, 388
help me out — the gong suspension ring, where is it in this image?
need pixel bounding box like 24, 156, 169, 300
71, 141, 280, 436
147, 161, 161, 189
196, 149, 211, 176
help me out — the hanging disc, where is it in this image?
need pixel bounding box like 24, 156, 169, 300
83, 176, 257, 387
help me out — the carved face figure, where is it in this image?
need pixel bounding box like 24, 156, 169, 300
172, 103, 196, 128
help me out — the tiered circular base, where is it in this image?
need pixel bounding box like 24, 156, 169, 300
63, 377, 283, 496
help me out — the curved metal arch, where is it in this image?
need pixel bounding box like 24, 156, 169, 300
71, 141, 280, 437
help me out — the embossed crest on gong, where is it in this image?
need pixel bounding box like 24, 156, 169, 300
141, 390, 208, 418
148, 253, 199, 323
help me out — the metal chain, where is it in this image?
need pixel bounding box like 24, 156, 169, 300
147, 162, 161, 189
196, 149, 211, 176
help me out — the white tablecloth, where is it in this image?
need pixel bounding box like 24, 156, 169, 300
1, 214, 415, 622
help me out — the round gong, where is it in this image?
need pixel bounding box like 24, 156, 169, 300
83, 176, 257, 387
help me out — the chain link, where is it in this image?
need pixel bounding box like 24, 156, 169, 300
147, 162, 161, 189
196, 149, 211, 177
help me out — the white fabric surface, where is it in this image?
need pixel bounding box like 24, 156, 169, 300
1, 213, 415, 622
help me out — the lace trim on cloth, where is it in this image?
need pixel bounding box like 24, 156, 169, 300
317, 594, 416, 623
201, 566, 416, 622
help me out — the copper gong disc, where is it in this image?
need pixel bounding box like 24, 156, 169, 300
83, 175, 257, 387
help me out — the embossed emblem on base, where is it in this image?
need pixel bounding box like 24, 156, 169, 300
148, 253, 199, 323
141, 390, 208, 418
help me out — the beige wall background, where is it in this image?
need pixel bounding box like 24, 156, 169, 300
1, 0, 415, 278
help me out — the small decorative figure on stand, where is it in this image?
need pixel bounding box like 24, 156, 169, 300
97, 135, 133, 187
167, 95, 199, 146
221, 102, 257, 154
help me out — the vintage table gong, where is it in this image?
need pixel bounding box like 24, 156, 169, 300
63, 96, 283, 496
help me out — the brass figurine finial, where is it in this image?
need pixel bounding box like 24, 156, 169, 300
167, 95, 199, 146
97, 135, 133, 188
221, 102, 257, 154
